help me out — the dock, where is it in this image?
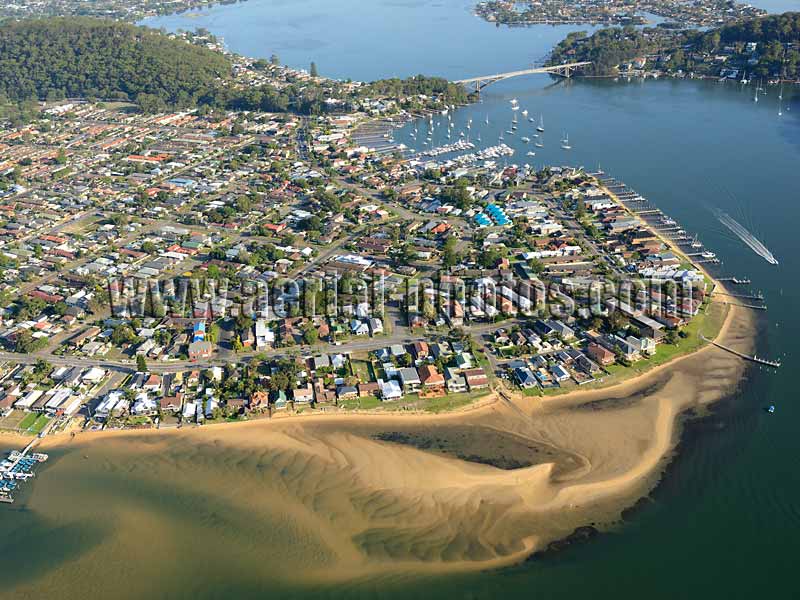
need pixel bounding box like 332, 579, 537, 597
0, 442, 49, 505
700, 335, 781, 367
718, 277, 751, 285
714, 291, 764, 301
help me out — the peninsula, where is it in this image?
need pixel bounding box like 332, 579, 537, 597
0, 12, 776, 584
475, 0, 765, 28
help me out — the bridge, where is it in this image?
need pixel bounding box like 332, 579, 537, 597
454, 62, 592, 91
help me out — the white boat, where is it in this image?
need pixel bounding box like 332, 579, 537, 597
505, 130, 515, 135
521, 136, 531, 143
526, 151, 536, 157
536, 115, 544, 132
522, 109, 529, 117
535, 138, 544, 148
690, 236, 702, 249
511, 98, 520, 111
701, 251, 716, 259
561, 133, 571, 150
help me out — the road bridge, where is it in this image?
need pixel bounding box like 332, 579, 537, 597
454, 62, 592, 91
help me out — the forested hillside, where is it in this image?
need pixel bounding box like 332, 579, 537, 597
549, 12, 800, 79
0, 17, 231, 109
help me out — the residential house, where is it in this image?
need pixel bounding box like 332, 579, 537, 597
418, 365, 445, 395
587, 342, 615, 366
397, 367, 421, 393
463, 368, 489, 390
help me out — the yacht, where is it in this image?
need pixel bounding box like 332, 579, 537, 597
701, 251, 716, 259
522, 109, 528, 117
534, 138, 544, 148
560, 133, 571, 150
526, 151, 536, 157
521, 136, 530, 143
536, 115, 544, 132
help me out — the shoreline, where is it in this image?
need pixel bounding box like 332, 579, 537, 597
31, 289, 735, 449
14, 300, 753, 580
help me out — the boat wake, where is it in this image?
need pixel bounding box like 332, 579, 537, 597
715, 210, 778, 265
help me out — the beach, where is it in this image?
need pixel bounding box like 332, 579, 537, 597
0, 300, 755, 597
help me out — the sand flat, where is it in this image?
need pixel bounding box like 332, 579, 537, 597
4, 303, 753, 593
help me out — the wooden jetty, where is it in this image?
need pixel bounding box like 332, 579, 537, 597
700, 335, 781, 367
714, 291, 764, 301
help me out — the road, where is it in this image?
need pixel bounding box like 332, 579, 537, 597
0, 320, 506, 374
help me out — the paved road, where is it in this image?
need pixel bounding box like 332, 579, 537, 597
0, 320, 506, 373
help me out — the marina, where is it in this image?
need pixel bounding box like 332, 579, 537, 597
0, 442, 49, 504
600, 176, 724, 266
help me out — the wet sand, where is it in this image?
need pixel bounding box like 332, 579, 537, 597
1, 302, 754, 596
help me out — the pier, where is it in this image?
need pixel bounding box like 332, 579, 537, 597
714, 291, 764, 301
0, 439, 50, 504
718, 277, 751, 284
700, 335, 781, 367
713, 300, 767, 310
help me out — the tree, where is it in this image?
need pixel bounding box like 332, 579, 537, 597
442, 236, 460, 268
232, 335, 243, 354
136, 354, 148, 373
0, 18, 230, 110
302, 324, 318, 345
55, 148, 67, 165
310, 61, 319, 77
207, 323, 221, 344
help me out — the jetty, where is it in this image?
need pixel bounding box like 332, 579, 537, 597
0, 439, 50, 504
714, 291, 764, 301
717, 277, 751, 285
700, 335, 781, 367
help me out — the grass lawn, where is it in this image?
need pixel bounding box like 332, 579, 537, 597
28, 415, 50, 434
339, 395, 384, 410
18, 412, 37, 431
0, 410, 26, 431
416, 391, 487, 413
350, 359, 373, 383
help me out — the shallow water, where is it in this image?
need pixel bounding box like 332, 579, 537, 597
3, 0, 799, 598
